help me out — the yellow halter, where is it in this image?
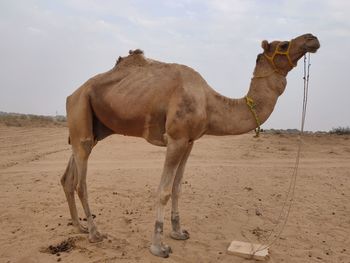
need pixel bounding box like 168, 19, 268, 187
245, 96, 261, 137
264, 40, 295, 70
246, 40, 295, 136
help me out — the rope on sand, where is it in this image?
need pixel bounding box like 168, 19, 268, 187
249, 53, 312, 256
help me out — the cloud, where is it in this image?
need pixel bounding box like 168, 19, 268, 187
27, 26, 43, 34
0, 0, 349, 130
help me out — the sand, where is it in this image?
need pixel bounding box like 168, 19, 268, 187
0, 126, 349, 263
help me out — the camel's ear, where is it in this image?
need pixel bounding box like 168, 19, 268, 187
261, 40, 270, 52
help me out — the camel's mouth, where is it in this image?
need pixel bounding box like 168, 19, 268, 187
304, 35, 320, 53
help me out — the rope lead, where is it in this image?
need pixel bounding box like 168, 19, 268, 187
249, 53, 312, 254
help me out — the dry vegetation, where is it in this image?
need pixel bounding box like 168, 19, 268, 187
0, 112, 66, 127
329, 126, 350, 135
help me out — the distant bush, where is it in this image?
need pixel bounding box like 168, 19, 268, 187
54, 115, 67, 122
0, 112, 66, 127
329, 126, 350, 135
264, 129, 300, 135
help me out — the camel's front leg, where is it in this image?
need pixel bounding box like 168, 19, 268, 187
170, 142, 193, 240
150, 137, 189, 258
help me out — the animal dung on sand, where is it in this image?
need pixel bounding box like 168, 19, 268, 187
227, 240, 269, 261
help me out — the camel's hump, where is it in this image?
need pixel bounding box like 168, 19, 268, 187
115, 49, 149, 68
129, 49, 144, 55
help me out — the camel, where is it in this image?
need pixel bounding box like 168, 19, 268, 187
61, 33, 320, 257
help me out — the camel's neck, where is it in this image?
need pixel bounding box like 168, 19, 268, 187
205, 59, 287, 136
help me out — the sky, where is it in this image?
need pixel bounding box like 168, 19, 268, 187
0, 0, 349, 131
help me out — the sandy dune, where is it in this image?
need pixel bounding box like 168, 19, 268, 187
0, 126, 349, 263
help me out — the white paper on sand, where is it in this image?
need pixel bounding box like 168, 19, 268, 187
227, 240, 269, 261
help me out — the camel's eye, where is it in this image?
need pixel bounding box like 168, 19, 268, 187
280, 42, 289, 50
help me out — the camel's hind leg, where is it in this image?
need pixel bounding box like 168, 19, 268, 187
61, 155, 88, 233
170, 142, 193, 240
63, 92, 105, 242
72, 139, 105, 242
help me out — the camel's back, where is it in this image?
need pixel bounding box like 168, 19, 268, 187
79, 51, 208, 142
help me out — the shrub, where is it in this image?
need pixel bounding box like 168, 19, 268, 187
0, 112, 66, 127
329, 126, 350, 135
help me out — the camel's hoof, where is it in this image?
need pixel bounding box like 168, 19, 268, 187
78, 224, 89, 234
150, 244, 172, 258
71, 222, 89, 234
88, 231, 106, 243
170, 229, 190, 240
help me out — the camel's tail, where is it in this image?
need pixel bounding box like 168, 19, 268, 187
65, 90, 113, 146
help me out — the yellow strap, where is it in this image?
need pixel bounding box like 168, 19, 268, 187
264, 40, 295, 70
253, 69, 279, 79
245, 96, 261, 137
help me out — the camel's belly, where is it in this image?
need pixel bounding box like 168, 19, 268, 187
93, 103, 167, 146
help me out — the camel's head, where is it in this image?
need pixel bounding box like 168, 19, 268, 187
260, 33, 320, 74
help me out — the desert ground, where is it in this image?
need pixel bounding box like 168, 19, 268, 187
0, 124, 349, 263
